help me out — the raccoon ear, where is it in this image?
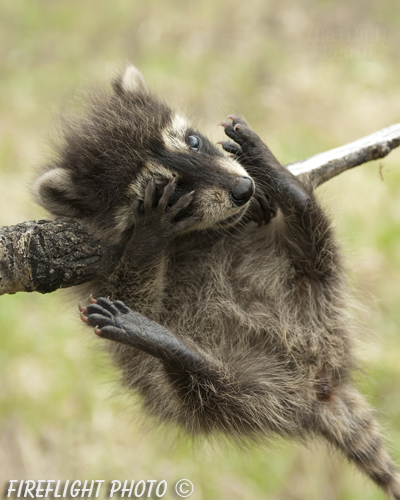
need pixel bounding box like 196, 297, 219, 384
112, 64, 149, 96
33, 168, 83, 218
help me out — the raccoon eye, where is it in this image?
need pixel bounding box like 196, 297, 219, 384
188, 135, 202, 152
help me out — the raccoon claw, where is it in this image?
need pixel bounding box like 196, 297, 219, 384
158, 177, 178, 212
87, 313, 115, 329
94, 325, 125, 340
220, 118, 245, 135
216, 140, 243, 156
80, 312, 89, 323
83, 298, 138, 339
157, 178, 195, 224
223, 115, 254, 146
166, 190, 195, 220
143, 176, 157, 213
78, 303, 88, 314
247, 195, 277, 226
218, 121, 230, 129
227, 115, 242, 130
83, 297, 130, 335
132, 178, 197, 241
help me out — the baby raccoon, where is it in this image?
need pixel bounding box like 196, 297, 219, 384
34, 65, 400, 499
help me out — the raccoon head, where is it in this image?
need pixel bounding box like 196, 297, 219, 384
33, 64, 254, 242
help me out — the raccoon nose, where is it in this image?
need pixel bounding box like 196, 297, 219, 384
230, 177, 254, 206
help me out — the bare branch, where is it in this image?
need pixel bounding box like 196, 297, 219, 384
287, 123, 400, 186
1, 123, 400, 296
0, 219, 102, 295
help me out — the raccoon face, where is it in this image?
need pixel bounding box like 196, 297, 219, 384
34, 65, 254, 241
139, 111, 254, 231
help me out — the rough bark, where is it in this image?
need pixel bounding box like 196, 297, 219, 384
0, 219, 102, 294
1, 123, 400, 295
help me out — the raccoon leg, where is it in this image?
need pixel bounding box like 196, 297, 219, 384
220, 115, 310, 211
81, 296, 310, 437
100, 178, 197, 316
312, 385, 400, 500
81, 297, 204, 371
220, 115, 340, 283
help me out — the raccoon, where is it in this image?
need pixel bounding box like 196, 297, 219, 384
34, 65, 400, 499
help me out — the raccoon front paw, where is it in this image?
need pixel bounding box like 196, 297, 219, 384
246, 194, 277, 226
219, 114, 264, 162
220, 115, 310, 211
132, 177, 198, 241
218, 117, 277, 226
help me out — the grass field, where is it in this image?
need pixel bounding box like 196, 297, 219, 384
0, 1, 400, 499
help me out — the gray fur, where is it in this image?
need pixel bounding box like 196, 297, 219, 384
35, 65, 400, 499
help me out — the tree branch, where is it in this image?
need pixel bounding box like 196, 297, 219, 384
0, 219, 102, 294
1, 123, 400, 296
287, 123, 400, 186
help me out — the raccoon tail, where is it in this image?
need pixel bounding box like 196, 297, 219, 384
314, 385, 400, 499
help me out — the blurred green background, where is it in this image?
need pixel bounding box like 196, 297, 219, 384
1, 1, 400, 499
